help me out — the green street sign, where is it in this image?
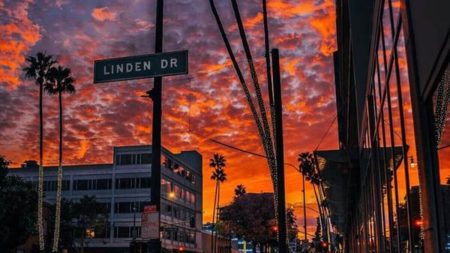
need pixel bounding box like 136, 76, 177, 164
93, 50, 188, 83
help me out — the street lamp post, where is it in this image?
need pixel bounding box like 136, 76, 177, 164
149, 0, 164, 252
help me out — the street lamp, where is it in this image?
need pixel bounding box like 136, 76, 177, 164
409, 156, 417, 168
168, 191, 176, 199
86, 228, 95, 239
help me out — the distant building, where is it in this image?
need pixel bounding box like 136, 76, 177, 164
9, 145, 203, 253
201, 231, 237, 253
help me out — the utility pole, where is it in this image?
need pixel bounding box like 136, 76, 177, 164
271, 48, 288, 253
148, 0, 163, 252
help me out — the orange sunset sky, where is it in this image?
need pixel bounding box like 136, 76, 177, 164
1, 0, 442, 234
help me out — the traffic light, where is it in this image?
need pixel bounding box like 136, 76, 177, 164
414, 219, 423, 228
270, 225, 278, 237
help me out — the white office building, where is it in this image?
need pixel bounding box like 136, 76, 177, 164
9, 145, 203, 253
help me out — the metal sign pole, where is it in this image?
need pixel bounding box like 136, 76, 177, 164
149, 0, 163, 252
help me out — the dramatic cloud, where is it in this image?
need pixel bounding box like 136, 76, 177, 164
0, 0, 41, 90
92, 7, 118, 22
0, 0, 341, 223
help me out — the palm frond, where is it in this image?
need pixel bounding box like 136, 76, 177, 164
45, 65, 76, 95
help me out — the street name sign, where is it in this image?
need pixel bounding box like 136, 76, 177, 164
93, 50, 188, 83
141, 205, 159, 240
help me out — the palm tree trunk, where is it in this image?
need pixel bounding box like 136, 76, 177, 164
214, 183, 221, 253
52, 91, 63, 252
302, 173, 307, 241
211, 180, 219, 253
38, 81, 45, 251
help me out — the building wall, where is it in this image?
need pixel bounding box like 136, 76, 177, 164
9, 145, 203, 252
402, 0, 450, 251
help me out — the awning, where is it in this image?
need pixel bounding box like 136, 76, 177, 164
314, 147, 404, 233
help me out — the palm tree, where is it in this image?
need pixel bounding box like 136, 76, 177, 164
234, 184, 246, 198
23, 52, 57, 251
45, 66, 75, 252
210, 153, 227, 253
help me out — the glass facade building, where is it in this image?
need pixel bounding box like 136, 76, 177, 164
320, 0, 450, 252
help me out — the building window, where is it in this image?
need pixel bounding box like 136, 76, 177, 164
116, 177, 151, 189
44, 181, 56, 191
97, 179, 112, 190
73, 179, 89, 191
115, 202, 133, 213
113, 226, 141, 239
119, 154, 133, 165
162, 155, 196, 184
161, 178, 171, 193
174, 185, 182, 199
115, 201, 149, 213
116, 178, 133, 189
44, 180, 70, 191
141, 153, 152, 164
116, 226, 130, 238
73, 178, 112, 191
116, 153, 152, 165
139, 177, 151, 188
62, 180, 70, 191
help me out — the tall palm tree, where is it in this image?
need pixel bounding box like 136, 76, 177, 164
210, 153, 227, 253
45, 66, 75, 252
23, 52, 56, 251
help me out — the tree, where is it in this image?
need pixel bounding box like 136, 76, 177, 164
234, 184, 246, 198
45, 196, 108, 253
287, 207, 299, 242
313, 217, 322, 246
210, 153, 227, 253
72, 196, 108, 253
220, 193, 298, 252
23, 52, 57, 250
0, 155, 8, 181
45, 65, 76, 252
0, 156, 38, 253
